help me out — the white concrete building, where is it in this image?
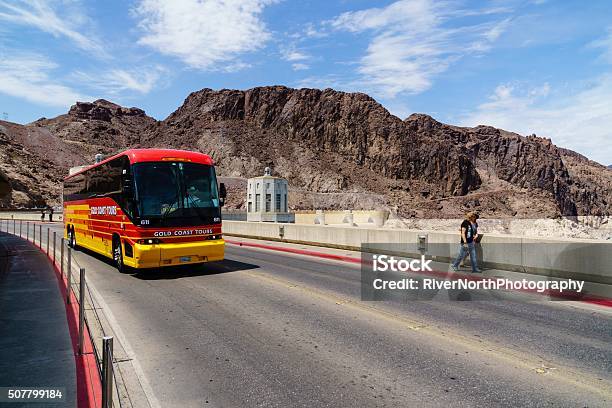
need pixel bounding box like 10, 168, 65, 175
246, 167, 293, 222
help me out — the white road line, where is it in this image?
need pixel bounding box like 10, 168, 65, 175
85, 274, 162, 408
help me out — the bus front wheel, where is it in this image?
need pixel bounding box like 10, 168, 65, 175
68, 228, 76, 249
113, 239, 126, 273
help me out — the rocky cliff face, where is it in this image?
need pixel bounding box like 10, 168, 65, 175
34, 99, 156, 154
0, 120, 78, 206
0, 99, 156, 207
0, 87, 609, 218
140, 87, 481, 213
0, 168, 10, 203
403, 114, 583, 215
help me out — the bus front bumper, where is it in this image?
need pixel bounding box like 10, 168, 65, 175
125, 239, 225, 269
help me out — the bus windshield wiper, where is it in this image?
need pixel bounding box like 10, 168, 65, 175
185, 192, 206, 218
160, 201, 178, 226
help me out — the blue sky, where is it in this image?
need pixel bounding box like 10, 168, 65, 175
1, 0, 611, 164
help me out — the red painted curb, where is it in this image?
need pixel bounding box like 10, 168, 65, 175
225, 239, 612, 308
225, 239, 363, 264
30, 239, 102, 408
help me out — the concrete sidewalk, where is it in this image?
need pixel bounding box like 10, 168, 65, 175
0, 232, 76, 406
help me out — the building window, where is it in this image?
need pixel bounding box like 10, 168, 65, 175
248, 202, 252, 212
284, 195, 288, 212
275, 194, 281, 212
265, 194, 271, 212
255, 194, 260, 211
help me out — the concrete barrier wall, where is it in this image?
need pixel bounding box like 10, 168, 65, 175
222, 221, 612, 285
295, 210, 388, 227
0, 211, 63, 222
221, 212, 247, 221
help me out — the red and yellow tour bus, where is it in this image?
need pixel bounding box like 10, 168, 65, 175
63, 149, 226, 272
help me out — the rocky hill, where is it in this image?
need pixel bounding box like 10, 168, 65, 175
0, 119, 85, 207
0, 87, 610, 219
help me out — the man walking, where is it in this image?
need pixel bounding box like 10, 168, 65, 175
451, 212, 481, 273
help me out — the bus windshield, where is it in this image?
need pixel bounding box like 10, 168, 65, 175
132, 161, 220, 224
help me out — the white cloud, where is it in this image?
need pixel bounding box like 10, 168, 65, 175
281, 46, 311, 70
330, 0, 511, 98
331, 0, 441, 33
133, 0, 277, 71
303, 22, 327, 39
0, 0, 106, 57
72, 66, 167, 95
291, 63, 309, 71
283, 50, 309, 62
460, 78, 612, 165
589, 26, 612, 64
0, 53, 87, 107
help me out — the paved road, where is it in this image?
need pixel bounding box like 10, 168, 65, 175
42, 224, 612, 407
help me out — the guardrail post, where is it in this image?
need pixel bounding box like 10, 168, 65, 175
102, 336, 114, 408
26, 222, 29, 241
33, 222, 36, 243
13, 219, 16, 234
46, 228, 50, 255
78, 267, 85, 355
60, 238, 65, 277
53, 231, 57, 264
66, 246, 72, 305
39, 224, 42, 247
19, 220, 22, 237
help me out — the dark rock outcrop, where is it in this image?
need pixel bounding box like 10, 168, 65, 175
35, 99, 156, 152
0, 168, 10, 198
143, 87, 481, 200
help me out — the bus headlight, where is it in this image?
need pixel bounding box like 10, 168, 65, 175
137, 238, 163, 244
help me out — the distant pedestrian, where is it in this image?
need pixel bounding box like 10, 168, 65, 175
48, 208, 54, 222
40, 210, 45, 222
460, 213, 480, 266
451, 212, 481, 273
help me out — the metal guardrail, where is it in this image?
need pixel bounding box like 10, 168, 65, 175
0, 219, 119, 408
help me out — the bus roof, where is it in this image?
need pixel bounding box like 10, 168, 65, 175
65, 148, 215, 180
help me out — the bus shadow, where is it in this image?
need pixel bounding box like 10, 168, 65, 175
132, 259, 260, 280
72, 245, 259, 280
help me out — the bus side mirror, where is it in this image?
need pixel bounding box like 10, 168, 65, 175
219, 183, 227, 207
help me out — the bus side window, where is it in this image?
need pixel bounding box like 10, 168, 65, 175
88, 158, 123, 198
64, 173, 87, 201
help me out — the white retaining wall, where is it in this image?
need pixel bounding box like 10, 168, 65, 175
222, 221, 612, 285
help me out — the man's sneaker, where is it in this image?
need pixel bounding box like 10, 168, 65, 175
472, 269, 482, 274
451, 265, 459, 273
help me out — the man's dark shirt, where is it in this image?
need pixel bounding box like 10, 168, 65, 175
460, 219, 474, 244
